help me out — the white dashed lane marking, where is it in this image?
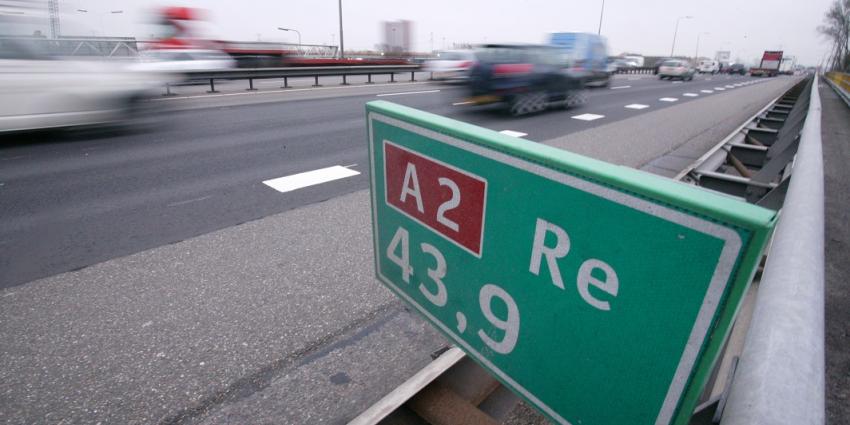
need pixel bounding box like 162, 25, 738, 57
571, 113, 605, 121
659, 97, 678, 102
263, 165, 360, 193
499, 130, 527, 137
715, 87, 725, 91
610, 85, 631, 89
701, 90, 714, 93
683, 93, 698, 97
725, 85, 735, 88
624, 104, 650, 110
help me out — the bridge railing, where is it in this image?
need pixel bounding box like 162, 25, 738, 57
721, 74, 824, 425
167, 65, 424, 95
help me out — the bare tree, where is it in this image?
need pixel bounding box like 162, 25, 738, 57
818, 0, 850, 71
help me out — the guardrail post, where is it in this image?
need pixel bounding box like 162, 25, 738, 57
342, 75, 349, 85
429, 72, 434, 81
410, 71, 416, 82
207, 78, 218, 93
313, 75, 321, 87
390, 73, 396, 83
281, 77, 289, 89
367, 74, 373, 84
246, 78, 256, 91
163, 83, 175, 97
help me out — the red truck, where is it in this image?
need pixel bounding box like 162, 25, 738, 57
749, 51, 783, 77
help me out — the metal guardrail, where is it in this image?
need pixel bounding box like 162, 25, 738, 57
614, 66, 656, 74
721, 74, 824, 424
168, 65, 423, 95
825, 71, 850, 107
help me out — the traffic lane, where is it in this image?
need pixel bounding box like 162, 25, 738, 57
386, 74, 774, 141
0, 98, 379, 288
0, 75, 780, 287
544, 77, 798, 170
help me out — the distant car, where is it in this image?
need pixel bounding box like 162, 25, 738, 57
0, 39, 166, 133
727, 63, 747, 75
423, 50, 476, 81
133, 49, 236, 74
658, 59, 696, 80
466, 44, 585, 116
697, 59, 720, 74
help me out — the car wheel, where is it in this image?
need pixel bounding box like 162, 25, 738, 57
563, 89, 587, 109
659, 75, 665, 80
508, 91, 547, 116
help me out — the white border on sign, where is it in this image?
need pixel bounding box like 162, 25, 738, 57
367, 112, 743, 425
382, 139, 489, 259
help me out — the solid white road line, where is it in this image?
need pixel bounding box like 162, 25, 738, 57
701, 90, 714, 93
610, 85, 631, 89
377, 90, 441, 97
167, 195, 212, 207
499, 130, 528, 137
624, 104, 650, 109
263, 165, 360, 193
571, 113, 605, 121
659, 97, 678, 102
683, 93, 699, 97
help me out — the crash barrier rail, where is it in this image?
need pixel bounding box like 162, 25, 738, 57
825, 71, 850, 107
678, 74, 823, 424
720, 75, 824, 424
614, 66, 656, 74
165, 65, 424, 95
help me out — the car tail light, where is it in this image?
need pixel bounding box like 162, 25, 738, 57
459, 61, 474, 68
493, 63, 533, 76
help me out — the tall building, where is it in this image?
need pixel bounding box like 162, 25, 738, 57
383, 20, 412, 55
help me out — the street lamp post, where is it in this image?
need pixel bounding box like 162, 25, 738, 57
277, 27, 301, 54
696, 32, 710, 60
337, 0, 344, 59
597, 0, 605, 35
670, 15, 693, 57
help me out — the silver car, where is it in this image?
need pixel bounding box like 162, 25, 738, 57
423, 50, 477, 81
0, 39, 167, 133
658, 59, 696, 81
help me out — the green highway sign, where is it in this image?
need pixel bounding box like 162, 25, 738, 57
366, 100, 777, 425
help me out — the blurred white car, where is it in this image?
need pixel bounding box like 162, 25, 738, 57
0, 39, 168, 133
658, 59, 696, 80
423, 50, 476, 81
133, 49, 236, 74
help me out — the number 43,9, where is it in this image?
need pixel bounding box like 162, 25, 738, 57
386, 226, 520, 355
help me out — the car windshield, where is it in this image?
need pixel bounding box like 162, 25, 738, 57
662, 60, 680, 66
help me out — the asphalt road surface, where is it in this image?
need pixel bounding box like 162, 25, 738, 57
1, 73, 773, 288
0, 73, 798, 424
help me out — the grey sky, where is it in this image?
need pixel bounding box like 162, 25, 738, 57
58, 0, 832, 65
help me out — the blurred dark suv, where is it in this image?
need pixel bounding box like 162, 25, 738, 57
726, 63, 747, 75
466, 44, 585, 116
